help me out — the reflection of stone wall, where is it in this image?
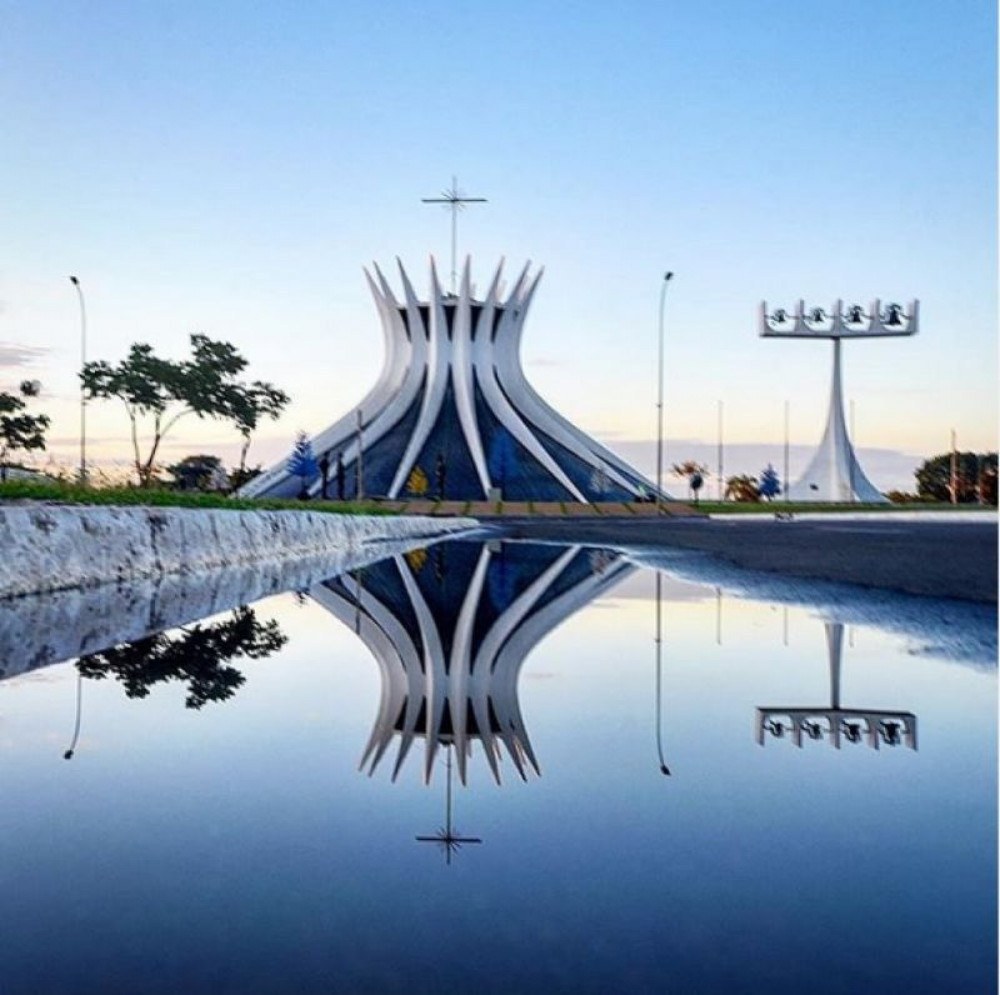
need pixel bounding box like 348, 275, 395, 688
0, 506, 476, 599
0, 533, 462, 680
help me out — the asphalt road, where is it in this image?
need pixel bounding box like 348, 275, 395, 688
488, 517, 998, 604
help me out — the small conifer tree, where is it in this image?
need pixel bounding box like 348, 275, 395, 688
759, 464, 781, 501
287, 432, 318, 498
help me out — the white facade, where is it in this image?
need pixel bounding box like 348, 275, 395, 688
759, 299, 919, 503
242, 258, 659, 503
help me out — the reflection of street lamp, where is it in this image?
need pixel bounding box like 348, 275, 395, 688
654, 572, 670, 775
655, 272, 674, 514
63, 670, 83, 759
68, 276, 87, 485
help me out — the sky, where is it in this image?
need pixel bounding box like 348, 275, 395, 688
1, 0, 996, 492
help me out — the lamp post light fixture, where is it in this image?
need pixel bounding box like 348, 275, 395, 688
69, 276, 87, 485
655, 271, 674, 514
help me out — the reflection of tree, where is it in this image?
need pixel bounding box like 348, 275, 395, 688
76, 607, 286, 708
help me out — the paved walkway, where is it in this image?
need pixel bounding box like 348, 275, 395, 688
358, 499, 705, 518
490, 516, 999, 604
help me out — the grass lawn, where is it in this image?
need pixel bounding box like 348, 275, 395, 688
0, 479, 395, 515
1, 480, 992, 517
684, 500, 991, 514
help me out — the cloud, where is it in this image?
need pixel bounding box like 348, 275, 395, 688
0, 342, 48, 368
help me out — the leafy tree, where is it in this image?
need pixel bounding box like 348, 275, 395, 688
81, 334, 287, 488
229, 381, 290, 486
725, 473, 760, 502
167, 454, 228, 492
287, 431, 318, 498
76, 607, 286, 709
671, 460, 708, 502
0, 380, 50, 481
758, 464, 781, 501
915, 451, 997, 504
230, 464, 262, 490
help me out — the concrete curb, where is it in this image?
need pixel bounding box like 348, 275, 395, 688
0, 505, 478, 599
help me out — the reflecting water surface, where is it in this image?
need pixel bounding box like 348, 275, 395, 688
0, 538, 995, 994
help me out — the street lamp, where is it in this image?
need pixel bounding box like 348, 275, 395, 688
655, 271, 674, 513
68, 276, 87, 485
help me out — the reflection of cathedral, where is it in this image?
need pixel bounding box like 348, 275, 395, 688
756, 622, 917, 750
311, 540, 635, 784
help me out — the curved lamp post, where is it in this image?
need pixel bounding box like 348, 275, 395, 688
655, 272, 674, 513
68, 276, 87, 485
63, 670, 83, 760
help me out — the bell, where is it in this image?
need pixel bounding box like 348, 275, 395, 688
771, 308, 789, 324
846, 304, 865, 323
883, 303, 904, 326
881, 721, 901, 745
809, 307, 826, 323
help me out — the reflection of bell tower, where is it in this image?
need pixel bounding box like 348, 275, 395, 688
311, 540, 635, 784
756, 622, 917, 750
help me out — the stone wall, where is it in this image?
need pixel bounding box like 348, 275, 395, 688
0, 505, 477, 599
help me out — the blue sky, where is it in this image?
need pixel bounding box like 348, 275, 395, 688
1, 0, 995, 490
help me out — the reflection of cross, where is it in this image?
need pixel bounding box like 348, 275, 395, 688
415, 744, 482, 865
422, 177, 487, 294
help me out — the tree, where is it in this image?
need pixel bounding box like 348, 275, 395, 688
82, 334, 287, 488
287, 431, 318, 498
229, 464, 262, 491
167, 454, 228, 492
671, 460, 708, 502
758, 464, 781, 501
0, 380, 50, 481
725, 473, 760, 502
915, 451, 998, 504
229, 381, 290, 486
76, 607, 286, 709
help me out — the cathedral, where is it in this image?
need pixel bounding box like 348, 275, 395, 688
241, 258, 657, 503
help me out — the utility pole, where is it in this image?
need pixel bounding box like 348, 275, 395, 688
950, 429, 958, 504
655, 272, 674, 514
717, 400, 724, 502
356, 409, 364, 501
783, 400, 790, 504
69, 276, 87, 485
